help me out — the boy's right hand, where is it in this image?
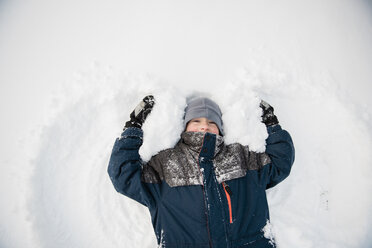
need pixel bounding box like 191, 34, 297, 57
124, 95, 155, 129
260, 100, 279, 127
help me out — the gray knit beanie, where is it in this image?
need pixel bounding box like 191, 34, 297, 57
184, 97, 224, 135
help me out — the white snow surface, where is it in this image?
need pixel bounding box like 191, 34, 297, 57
1, 0, 372, 248
9, 64, 372, 248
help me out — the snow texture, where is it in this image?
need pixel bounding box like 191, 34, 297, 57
8, 61, 371, 248
1, 1, 372, 248
262, 220, 275, 246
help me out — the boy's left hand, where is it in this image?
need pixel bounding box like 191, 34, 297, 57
260, 100, 279, 127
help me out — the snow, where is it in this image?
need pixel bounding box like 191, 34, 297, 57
262, 220, 275, 246
1, 0, 372, 248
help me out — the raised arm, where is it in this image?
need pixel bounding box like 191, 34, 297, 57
260, 100, 295, 189
107, 96, 159, 207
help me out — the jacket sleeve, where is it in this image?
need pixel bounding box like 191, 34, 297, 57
107, 127, 159, 208
262, 124, 295, 189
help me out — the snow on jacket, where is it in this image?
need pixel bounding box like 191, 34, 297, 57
108, 125, 295, 248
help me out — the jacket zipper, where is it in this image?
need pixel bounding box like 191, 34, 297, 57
196, 134, 213, 248
222, 182, 233, 224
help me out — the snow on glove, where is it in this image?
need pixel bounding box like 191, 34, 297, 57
260, 100, 279, 127
124, 95, 155, 129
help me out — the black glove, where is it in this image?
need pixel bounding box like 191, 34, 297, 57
124, 95, 155, 129
260, 100, 279, 127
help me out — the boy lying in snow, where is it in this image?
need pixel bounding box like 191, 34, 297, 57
108, 95, 295, 248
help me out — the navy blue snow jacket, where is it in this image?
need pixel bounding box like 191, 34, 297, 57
108, 125, 295, 248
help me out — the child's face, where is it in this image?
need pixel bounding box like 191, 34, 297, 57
185, 117, 220, 135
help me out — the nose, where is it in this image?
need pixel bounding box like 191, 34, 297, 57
200, 123, 209, 131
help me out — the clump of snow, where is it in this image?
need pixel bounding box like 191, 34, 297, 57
140, 83, 189, 161
214, 80, 268, 151
262, 220, 275, 246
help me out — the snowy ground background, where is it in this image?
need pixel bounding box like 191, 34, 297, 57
1, 0, 372, 247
